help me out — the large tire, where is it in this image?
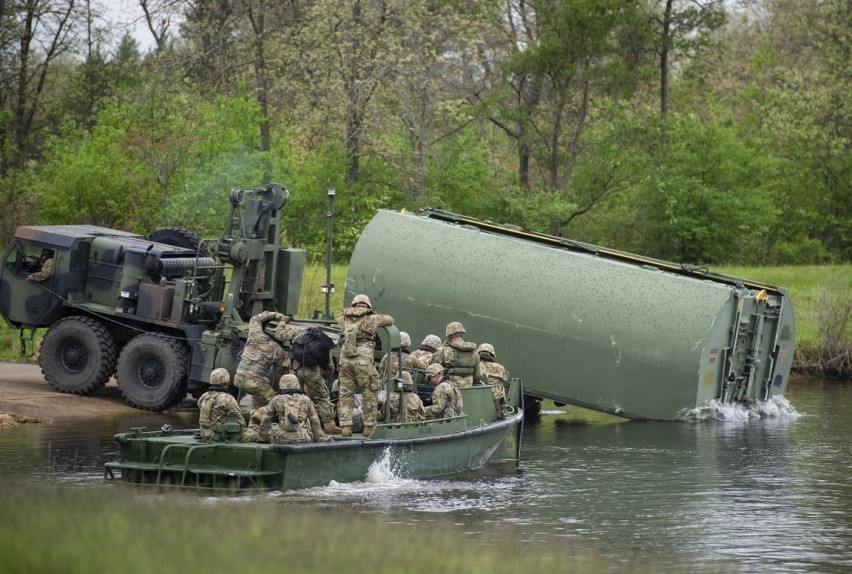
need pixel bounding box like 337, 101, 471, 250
40, 316, 117, 395
148, 227, 210, 257
116, 333, 189, 411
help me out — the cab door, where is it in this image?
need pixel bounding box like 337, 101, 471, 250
0, 241, 59, 326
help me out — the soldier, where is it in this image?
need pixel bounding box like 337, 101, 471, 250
430, 321, 484, 388
379, 331, 411, 382
378, 371, 426, 424
409, 334, 441, 366
423, 364, 463, 420
336, 294, 394, 438
197, 368, 247, 442
289, 328, 341, 435
478, 343, 509, 419
234, 311, 295, 409
26, 249, 54, 282
241, 404, 275, 442
268, 374, 328, 444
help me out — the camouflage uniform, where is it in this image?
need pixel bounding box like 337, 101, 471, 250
197, 368, 247, 441
234, 311, 294, 409
478, 343, 509, 419
379, 333, 428, 379
378, 373, 426, 423
425, 380, 464, 420
26, 257, 54, 282
431, 341, 483, 388
336, 296, 394, 434
291, 356, 336, 429
268, 375, 328, 444
241, 404, 275, 442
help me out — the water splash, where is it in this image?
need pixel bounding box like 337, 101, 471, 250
677, 395, 800, 422
365, 447, 399, 483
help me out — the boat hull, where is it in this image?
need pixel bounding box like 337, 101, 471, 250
105, 385, 523, 491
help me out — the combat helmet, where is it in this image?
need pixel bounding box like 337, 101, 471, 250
445, 321, 466, 338
210, 368, 230, 387
421, 334, 442, 351
279, 374, 301, 391
477, 343, 495, 358
352, 294, 372, 309
400, 371, 415, 391
425, 363, 444, 378
400, 331, 411, 348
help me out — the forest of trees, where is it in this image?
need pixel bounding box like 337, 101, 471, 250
0, 0, 849, 264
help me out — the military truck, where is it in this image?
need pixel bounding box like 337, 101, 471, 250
0, 184, 309, 411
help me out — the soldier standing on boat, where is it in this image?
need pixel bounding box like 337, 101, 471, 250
378, 371, 426, 423
197, 368, 247, 442
289, 328, 342, 435
336, 294, 394, 438
430, 322, 483, 388
478, 343, 509, 419
423, 364, 463, 420
234, 311, 295, 409
268, 374, 328, 444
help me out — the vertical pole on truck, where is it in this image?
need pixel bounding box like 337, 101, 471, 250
323, 189, 336, 320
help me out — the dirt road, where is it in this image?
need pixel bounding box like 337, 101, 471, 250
0, 362, 143, 423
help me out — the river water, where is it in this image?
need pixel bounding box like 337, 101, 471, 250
1, 380, 849, 573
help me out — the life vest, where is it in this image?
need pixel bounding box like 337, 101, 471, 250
443, 341, 477, 376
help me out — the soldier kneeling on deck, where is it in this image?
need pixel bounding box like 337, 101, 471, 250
423, 364, 463, 420
268, 374, 329, 444
197, 368, 248, 442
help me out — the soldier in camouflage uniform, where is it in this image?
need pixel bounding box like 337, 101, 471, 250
241, 404, 275, 442
268, 374, 328, 444
234, 311, 298, 409
409, 334, 441, 366
430, 322, 484, 388
197, 368, 247, 442
478, 343, 509, 419
291, 351, 341, 434
26, 249, 54, 282
423, 364, 463, 420
378, 371, 425, 423
336, 294, 394, 437
378, 330, 410, 379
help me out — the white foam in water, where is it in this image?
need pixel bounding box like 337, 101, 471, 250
678, 395, 800, 421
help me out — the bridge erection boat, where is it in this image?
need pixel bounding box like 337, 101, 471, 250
105, 335, 523, 492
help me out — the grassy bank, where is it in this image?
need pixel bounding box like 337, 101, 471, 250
715, 264, 851, 376
0, 485, 659, 574
2, 264, 849, 376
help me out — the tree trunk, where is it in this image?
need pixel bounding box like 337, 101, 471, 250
660, 0, 673, 116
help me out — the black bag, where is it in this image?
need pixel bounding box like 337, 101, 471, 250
289, 327, 335, 367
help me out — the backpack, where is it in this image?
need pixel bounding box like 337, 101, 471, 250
289, 327, 335, 367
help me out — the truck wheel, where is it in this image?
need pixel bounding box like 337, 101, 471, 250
117, 333, 189, 411
148, 227, 210, 257
40, 316, 117, 395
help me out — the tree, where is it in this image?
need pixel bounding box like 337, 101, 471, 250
651, 0, 725, 116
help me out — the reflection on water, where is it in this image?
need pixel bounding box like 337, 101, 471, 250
0, 383, 849, 573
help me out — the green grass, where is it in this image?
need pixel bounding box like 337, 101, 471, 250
0, 485, 648, 574
714, 264, 852, 356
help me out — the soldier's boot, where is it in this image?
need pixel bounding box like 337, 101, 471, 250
324, 424, 343, 435
341, 426, 352, 437
362, 425, 374, 438
495, 400, 505, 420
